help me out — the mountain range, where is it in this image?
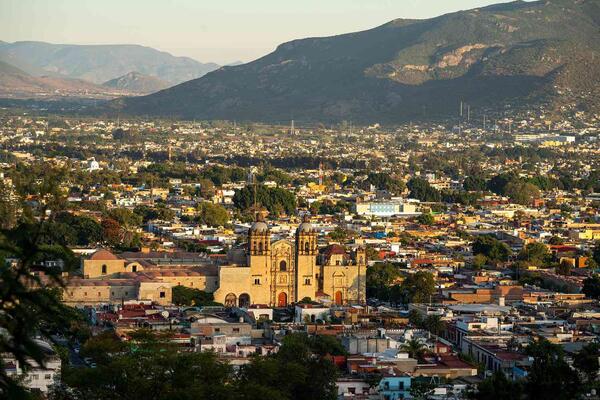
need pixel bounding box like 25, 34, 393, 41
102, 72, 169, 94
113, 0, 600, 123
0, 59, 129, 99
0, 41, 220, 85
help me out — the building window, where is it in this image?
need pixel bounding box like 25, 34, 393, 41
233, 328, 240, 332
305, 242, 310, 253
160, 291, 165, 298
125, 291, 128, 296
304, 278, 311, 285
215, 328, 220, 332
45, 374, 52, 380
132, 265, 137, 272
84, 292, 87, 296
101, 264, 107, 274
254, 278, 260, 285
111, 291, 115, 296
97, 292, 101, 297
280, 260, 287, 271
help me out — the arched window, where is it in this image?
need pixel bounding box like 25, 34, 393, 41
132, 265, 137, 273
280, 260, 287, 271
258, 242, 263, 253
305, 241, 310, 253
225, 293, 237, 307
101, 264, 107, 274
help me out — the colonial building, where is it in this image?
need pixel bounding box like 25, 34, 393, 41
75, 216, 366, 308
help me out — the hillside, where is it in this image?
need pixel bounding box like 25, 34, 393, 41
0, 41, 220, 85
102, 72, 169, 94
0, 60, 129, 99
113, 0, 600, 123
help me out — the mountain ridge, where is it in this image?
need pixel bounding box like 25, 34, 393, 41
0, 41, 220, 85
112, 0, 600, 123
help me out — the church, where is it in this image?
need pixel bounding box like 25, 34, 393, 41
213, 216, 367, 308
74, 216, 366, 308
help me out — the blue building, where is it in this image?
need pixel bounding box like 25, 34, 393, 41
378, 374, 412, 400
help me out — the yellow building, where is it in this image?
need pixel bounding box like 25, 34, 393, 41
75, 217, 366, 308
213, 216, 366, 308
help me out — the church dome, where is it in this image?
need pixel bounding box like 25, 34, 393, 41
297, 215, 313, 233
250, 221, 268, 233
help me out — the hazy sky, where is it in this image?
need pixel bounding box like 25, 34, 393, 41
2, 0, 515, 64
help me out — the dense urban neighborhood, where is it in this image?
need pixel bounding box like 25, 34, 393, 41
1, 106, 599, 399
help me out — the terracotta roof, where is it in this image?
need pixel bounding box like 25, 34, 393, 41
90, 249, 120, 261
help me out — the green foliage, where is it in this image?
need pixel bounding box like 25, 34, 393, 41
505, 181, 540, 205
233, 185, 296, 216
133, 205, 175, 223
469, 371, 524, 400
518, 242, 551, 267
593, 241, 600, 265
400, 271, 436, 304
106, 207, 143, 228
463, 175, 487, 192
197, 202, 229, 227
416, 213, 434, 226
63, 330, 233, 400
0, 167, 92, 398
366, 263, 400, 300
407, 178, 441, 202
472, 235, 512, 262
582, 274, 600, 300
524, 339, 581, 400
410, 380, 436, 400
401, 338, 426, 359
367, 172, 405, 194
171, 285, 221, 307
573, 342, 600, 382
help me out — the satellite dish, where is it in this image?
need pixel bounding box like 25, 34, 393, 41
161, 311, 169, 319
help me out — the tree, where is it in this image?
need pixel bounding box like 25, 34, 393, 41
407, 178, 441, 202
524, 339, 581, 400
593, 241, 600, 266
463, 175, 487, 192
62, 330, 233, 400
235, 333, 339, 400
172, 285, 221, 307
472, 254, 487, 270
555, 260, 572, 276
401, 338, 426, 359
416, 213, 434, 226
518, 242, 551, 267
573, 342, 600, 383
367, 172, 405, 194
472, 235, 511, 263
366, 263, 400, 300
423, 314, 445, 337
401, 271, 436, 304
101, 217, 122, 247
233, 185, 296, 216
409, 380, 436, 400
0, 170, 83, 398
548, 236, 564, 245
197, 202, 229, 227
470, 371, 524, 400
505, 181, 540, 205
107, 208, 142, 229
582, 274, 600, 300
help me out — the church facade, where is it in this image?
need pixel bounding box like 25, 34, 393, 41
76, 217, 366, 308
213, 217, 367, 308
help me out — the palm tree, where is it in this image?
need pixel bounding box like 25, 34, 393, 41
401, 338, 426, 360
424, 314, 446, 339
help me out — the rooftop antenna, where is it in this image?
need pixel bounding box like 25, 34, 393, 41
290, 119, 295, 135
483, 114, 487, 130
467, 105, 471, 123
460, 101, 463, 118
